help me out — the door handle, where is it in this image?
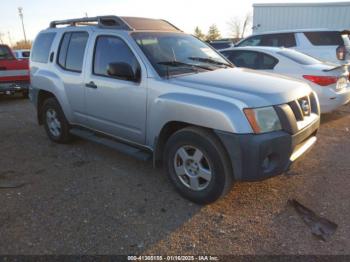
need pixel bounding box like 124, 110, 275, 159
85, 81, 97, 89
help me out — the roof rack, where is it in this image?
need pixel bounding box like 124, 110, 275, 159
49, 16, 133, 30
49, 16, 182, 32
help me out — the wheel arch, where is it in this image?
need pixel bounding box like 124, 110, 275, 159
153, 121, 233, 176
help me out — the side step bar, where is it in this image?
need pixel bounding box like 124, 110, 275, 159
70, 128, 152, 161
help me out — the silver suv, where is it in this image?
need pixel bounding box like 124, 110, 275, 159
30, 16, 320, 204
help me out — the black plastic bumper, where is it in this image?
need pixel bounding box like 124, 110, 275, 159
0, 82, 29, 95
215, 119, 320, 182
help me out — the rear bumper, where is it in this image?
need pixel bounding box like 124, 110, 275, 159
319, 87, 350, 113
215, 118, 319, 182
0, 81, 29, 95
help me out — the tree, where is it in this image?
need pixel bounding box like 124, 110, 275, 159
12, 40, 32, 50
227, 13, 252, 39
194, 26, 206, 40
206, 24, 221, 41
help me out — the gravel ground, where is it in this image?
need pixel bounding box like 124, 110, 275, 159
0, 96, 349, 255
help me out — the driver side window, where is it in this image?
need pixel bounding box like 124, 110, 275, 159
93, 35, 140, 81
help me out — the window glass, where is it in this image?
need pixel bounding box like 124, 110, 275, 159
93, 36, 140, 79
22, 51, 30, 58
209, 42, 232, 50
260, 33, 296, 47
224, 50, 278, 70
304, 31, 343, 46
57, 33, 71, 68
237, 36, 262, 47
31, 33, 56, 63
0, 45, 14, 60
132, 32, 230, 77
229, 51, 260, 69
278, 49, 321, 65
261, 53, 278, 69
65, 32, 89, 72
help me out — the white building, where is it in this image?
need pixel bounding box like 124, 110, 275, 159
253, 2, 350, 33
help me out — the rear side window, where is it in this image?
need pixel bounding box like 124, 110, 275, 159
57, 32, 89, 72
223, 50, 278, 70
260, 33, 296, 47
0, 45, 14, 60
31, 33, 56, 63
93, 35, 140, 80
237, 33, 296, 48
304, 31, 343, 46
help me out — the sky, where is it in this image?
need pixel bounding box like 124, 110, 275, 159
0, 0, 348, 44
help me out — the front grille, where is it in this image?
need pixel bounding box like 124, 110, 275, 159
274, 93, 320, 135
288, 93, 319, 121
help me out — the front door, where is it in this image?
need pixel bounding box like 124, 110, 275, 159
84, 33, 147, 144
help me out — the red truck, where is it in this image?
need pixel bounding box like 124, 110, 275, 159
0, 44, 30, 97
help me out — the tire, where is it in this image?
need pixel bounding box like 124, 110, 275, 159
42, 97, 72, 144
164, 126, 233, 204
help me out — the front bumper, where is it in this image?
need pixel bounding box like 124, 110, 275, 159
215, 118, 319, 182
0, 81, 29, 95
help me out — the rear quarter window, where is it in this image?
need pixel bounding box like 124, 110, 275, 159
304, 31, 343, 46
31, 32, 56, 63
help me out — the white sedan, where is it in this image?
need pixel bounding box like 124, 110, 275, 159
220, 46, 350, 113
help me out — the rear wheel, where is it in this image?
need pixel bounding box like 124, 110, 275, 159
164, 127, 233, 204
42, 97, 72, 143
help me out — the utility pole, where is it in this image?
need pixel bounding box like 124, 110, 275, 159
18, 7, 27, 43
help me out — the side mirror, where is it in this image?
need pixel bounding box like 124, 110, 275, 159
107, 62, 138, 82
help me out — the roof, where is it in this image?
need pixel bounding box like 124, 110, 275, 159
254, 2, 350, 8
252, 28, 345, 36
49, 16, 182, 32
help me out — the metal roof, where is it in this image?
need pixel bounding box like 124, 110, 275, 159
254, 2, 350, 7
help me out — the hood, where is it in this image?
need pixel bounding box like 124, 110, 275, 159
169, 68, 311, 108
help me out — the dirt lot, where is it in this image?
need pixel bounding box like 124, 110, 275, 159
0, 96, 350, 255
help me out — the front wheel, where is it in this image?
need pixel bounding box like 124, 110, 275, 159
164, 127, 233, 204
42, 97, 72, 144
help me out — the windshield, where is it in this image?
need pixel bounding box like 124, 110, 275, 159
0, 46, 15, 60
278, 49, 322, 65
132, 32, 232, 77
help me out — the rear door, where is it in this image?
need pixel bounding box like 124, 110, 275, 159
54, 31, 90, 125
84, 32, 147, 144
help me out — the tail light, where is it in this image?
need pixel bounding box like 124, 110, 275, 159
336, 45, 346, 60
303, 75, 338, 86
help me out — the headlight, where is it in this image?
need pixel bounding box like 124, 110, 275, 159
244, 106, 282, 134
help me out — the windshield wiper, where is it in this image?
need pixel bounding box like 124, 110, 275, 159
188, 57, 233, 68
157, 61, 213, 71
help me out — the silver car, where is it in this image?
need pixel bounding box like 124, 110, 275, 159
29, 16, 320, 204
